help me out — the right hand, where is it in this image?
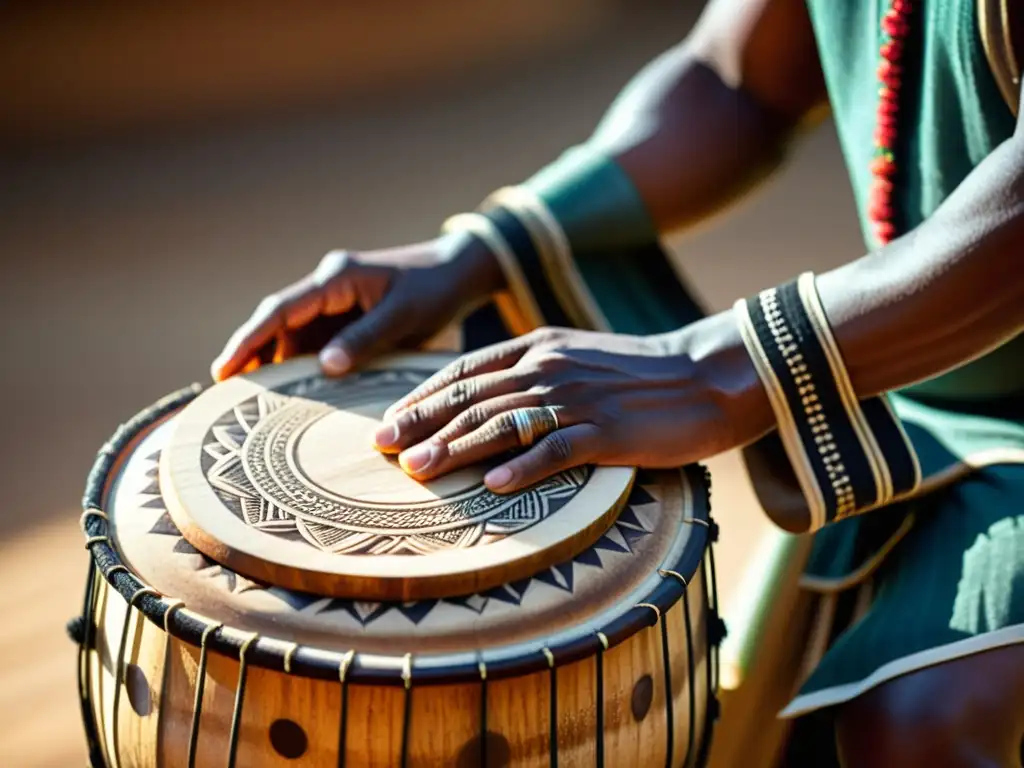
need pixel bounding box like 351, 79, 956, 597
210, 231, 504, 382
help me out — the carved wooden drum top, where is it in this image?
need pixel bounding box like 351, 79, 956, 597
105, 355, 706, 661
157, 355, 635, 602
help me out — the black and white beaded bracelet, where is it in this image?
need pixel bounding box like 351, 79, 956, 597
734, 272, 920, 530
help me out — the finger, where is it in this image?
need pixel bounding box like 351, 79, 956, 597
396, 409, 522, 480
432, 393, 553, 445
383, 336, 533, 420
397, 403, 576, 480
483, 423, 601, 493
392, 395, 565, 479
211, 276, 325, 381
318, 284, 415, 376
374, 370, 533, 453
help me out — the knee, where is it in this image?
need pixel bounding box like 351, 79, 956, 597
835, 673, 1015, 767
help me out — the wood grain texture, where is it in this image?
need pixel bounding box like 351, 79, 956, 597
82, 398, 713, 766
160, 354, 635, 601
86, 577, 712, 766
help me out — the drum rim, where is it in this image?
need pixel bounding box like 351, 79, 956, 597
81, 383, 714, 686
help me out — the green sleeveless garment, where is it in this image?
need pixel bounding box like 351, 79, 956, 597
806, 0, 1024, 400
774, 0, 1024, 727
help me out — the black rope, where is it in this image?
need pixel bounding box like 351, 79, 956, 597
659, 614, 675, 768
227, 634, 258, 768
547, 650, 558, 768
76, 559, 107, 768
400, 655, 413, 768
707, 532, 722, 694
479, 662, 489, 768
69, 388, 715, 765
594, 636, 605, 768
336, 687, 349, 768
681, 590, 696, 768
187, 624, 220, 768
337, 651, 354, 768
695, 556, 717, 768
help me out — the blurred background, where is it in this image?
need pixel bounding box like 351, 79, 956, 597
0, 1, 861, 764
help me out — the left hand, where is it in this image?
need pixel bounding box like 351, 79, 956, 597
373, 317, 773, 493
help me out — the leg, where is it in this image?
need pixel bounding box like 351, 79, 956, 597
835, 642, 1024, 767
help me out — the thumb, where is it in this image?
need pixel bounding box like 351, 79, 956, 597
318, 288, 412, 375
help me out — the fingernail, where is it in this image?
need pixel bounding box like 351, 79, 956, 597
485, 466, 513, 490
374, 422, 399, 448
400, 442, 437, 473
320, 348, 351, 375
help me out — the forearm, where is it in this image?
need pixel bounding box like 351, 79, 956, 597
444, 0, 827, 333
817, 134, 1024, 399
585, 47, 795, 234
724, 129, 1024, 532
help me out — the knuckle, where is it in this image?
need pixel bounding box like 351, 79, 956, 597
429, 359, 465, 393
459, 405, 491, 431
400, 403, 427, 429
256, 293, 282, 317
450, 355, 470, 380
488, 411, 519, 439
531, 383, 556, 405
445, 378, 475, 408
315, 249, 352, 282
540, 432, 574, 463
534, 351, 571, 376
528, 326, 562, 346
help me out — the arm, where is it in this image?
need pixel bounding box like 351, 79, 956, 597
374, 96, 1024, 533
719, 109, 1024, 531
212, 0, 827, 381
446, 0, 829, 335
816, 132, 1024, 398
589, 0, 828, 233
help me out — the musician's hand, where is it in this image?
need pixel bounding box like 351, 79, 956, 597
373, 312, 773, 492
210, 232, 504, 382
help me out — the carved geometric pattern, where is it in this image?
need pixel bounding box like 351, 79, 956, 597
198, 370, 592, 556
137, 450, 657, 626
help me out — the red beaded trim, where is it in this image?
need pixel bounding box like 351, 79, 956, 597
868, 0, 915, 246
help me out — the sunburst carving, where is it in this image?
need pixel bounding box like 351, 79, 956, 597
139, 452, 656, 627
199, 371, 592, 555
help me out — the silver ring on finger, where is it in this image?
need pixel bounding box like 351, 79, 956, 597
511, 406, 561, 447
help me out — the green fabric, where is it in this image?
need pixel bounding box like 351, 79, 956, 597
805, 0, 1024, 399
796, 464, 1024, 700
522, 146, 707, 335
788, 0, 1024, 714
523, 1, 1024, 713
523, 145, 658, 254
804, 391, 1024, 583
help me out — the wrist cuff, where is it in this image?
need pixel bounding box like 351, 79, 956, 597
440, 212, 543, 336
734, 272, 921, 530
443, 145, 704, 337
522, 144, 659, 254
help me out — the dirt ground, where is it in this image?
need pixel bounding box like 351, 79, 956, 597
0, 10, 862, 766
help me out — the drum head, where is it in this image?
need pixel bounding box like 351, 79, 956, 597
158, 355, 635, 601
105, 383, 706, 663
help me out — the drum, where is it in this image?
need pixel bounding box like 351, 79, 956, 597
71, 354, 723, 767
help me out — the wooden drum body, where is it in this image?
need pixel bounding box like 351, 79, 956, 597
73, 356, 721, 767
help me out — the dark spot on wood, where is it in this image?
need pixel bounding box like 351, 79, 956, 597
456, 730, 511, 768
125, 664, 151, 717
269, 718, 308, 759
631, 674, 654, 722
